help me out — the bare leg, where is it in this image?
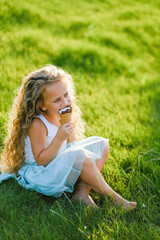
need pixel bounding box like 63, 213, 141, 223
78, 157, 137, 210
72, 144, 109, 208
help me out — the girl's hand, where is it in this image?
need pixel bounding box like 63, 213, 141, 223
56, 122, 73, 142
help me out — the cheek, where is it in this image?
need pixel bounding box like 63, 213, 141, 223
68, 95, 72, 103
51, 102, 60, 111
55, 103, 61, 109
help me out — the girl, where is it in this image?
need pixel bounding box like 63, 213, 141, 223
0, 65, 137, 210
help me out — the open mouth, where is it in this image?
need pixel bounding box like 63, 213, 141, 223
59, 106, 72, 114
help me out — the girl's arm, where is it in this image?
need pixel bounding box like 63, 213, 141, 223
28, 118, 72, 166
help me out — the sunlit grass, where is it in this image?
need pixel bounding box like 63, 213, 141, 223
0, 0, 160, 239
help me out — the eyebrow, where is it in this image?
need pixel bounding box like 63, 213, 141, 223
52, 91, 68, 101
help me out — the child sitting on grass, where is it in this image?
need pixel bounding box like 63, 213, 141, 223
0, 65, 137, 210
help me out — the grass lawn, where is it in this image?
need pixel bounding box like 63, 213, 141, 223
0, 0, 160, 239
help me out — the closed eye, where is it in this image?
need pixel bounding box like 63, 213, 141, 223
53, 98, 60, 103
64, 92, 68, 97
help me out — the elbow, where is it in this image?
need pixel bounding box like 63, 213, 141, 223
35, 158, 46, 167
35, 152, 47, 166
36, 153, 55, 167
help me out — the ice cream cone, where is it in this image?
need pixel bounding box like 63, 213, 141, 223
59, 106, 72, 125
59, 112, 72, 125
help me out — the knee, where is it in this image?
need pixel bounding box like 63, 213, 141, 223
101, 138, 109, 154
76, 149, 87, 159
83, 157, 95, 169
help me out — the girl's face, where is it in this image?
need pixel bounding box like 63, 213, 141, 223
40, 81, 71, 118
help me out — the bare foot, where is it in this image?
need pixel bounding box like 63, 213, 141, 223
122, 200, 137, 211
72, 193, 98, 208
117, 198, 137, 211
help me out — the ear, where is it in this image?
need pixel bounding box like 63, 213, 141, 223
40, 103, 46, 111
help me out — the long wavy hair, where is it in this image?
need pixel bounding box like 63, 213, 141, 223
1, 65, 85, 173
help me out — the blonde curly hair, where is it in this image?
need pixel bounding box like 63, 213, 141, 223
1, 65, 85, 173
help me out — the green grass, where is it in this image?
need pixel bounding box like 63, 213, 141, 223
0, 0, 160, 239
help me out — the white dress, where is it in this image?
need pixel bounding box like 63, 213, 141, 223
0, 114, 109, 198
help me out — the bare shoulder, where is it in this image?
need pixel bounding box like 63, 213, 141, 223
28, 117, 47, 136
28, 117, 48, 162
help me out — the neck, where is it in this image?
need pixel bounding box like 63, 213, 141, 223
41, 112, 61, 127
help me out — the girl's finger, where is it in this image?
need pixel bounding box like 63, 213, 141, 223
66, 125, 73, 130
64, 121, 73, 126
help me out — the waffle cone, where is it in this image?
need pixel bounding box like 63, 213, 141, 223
59, 112, 72, 125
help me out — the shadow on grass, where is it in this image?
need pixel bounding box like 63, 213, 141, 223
0, 4, 48, 31
50, 48, 127, 78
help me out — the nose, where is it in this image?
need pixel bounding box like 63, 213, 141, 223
62, 97, 70, 107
